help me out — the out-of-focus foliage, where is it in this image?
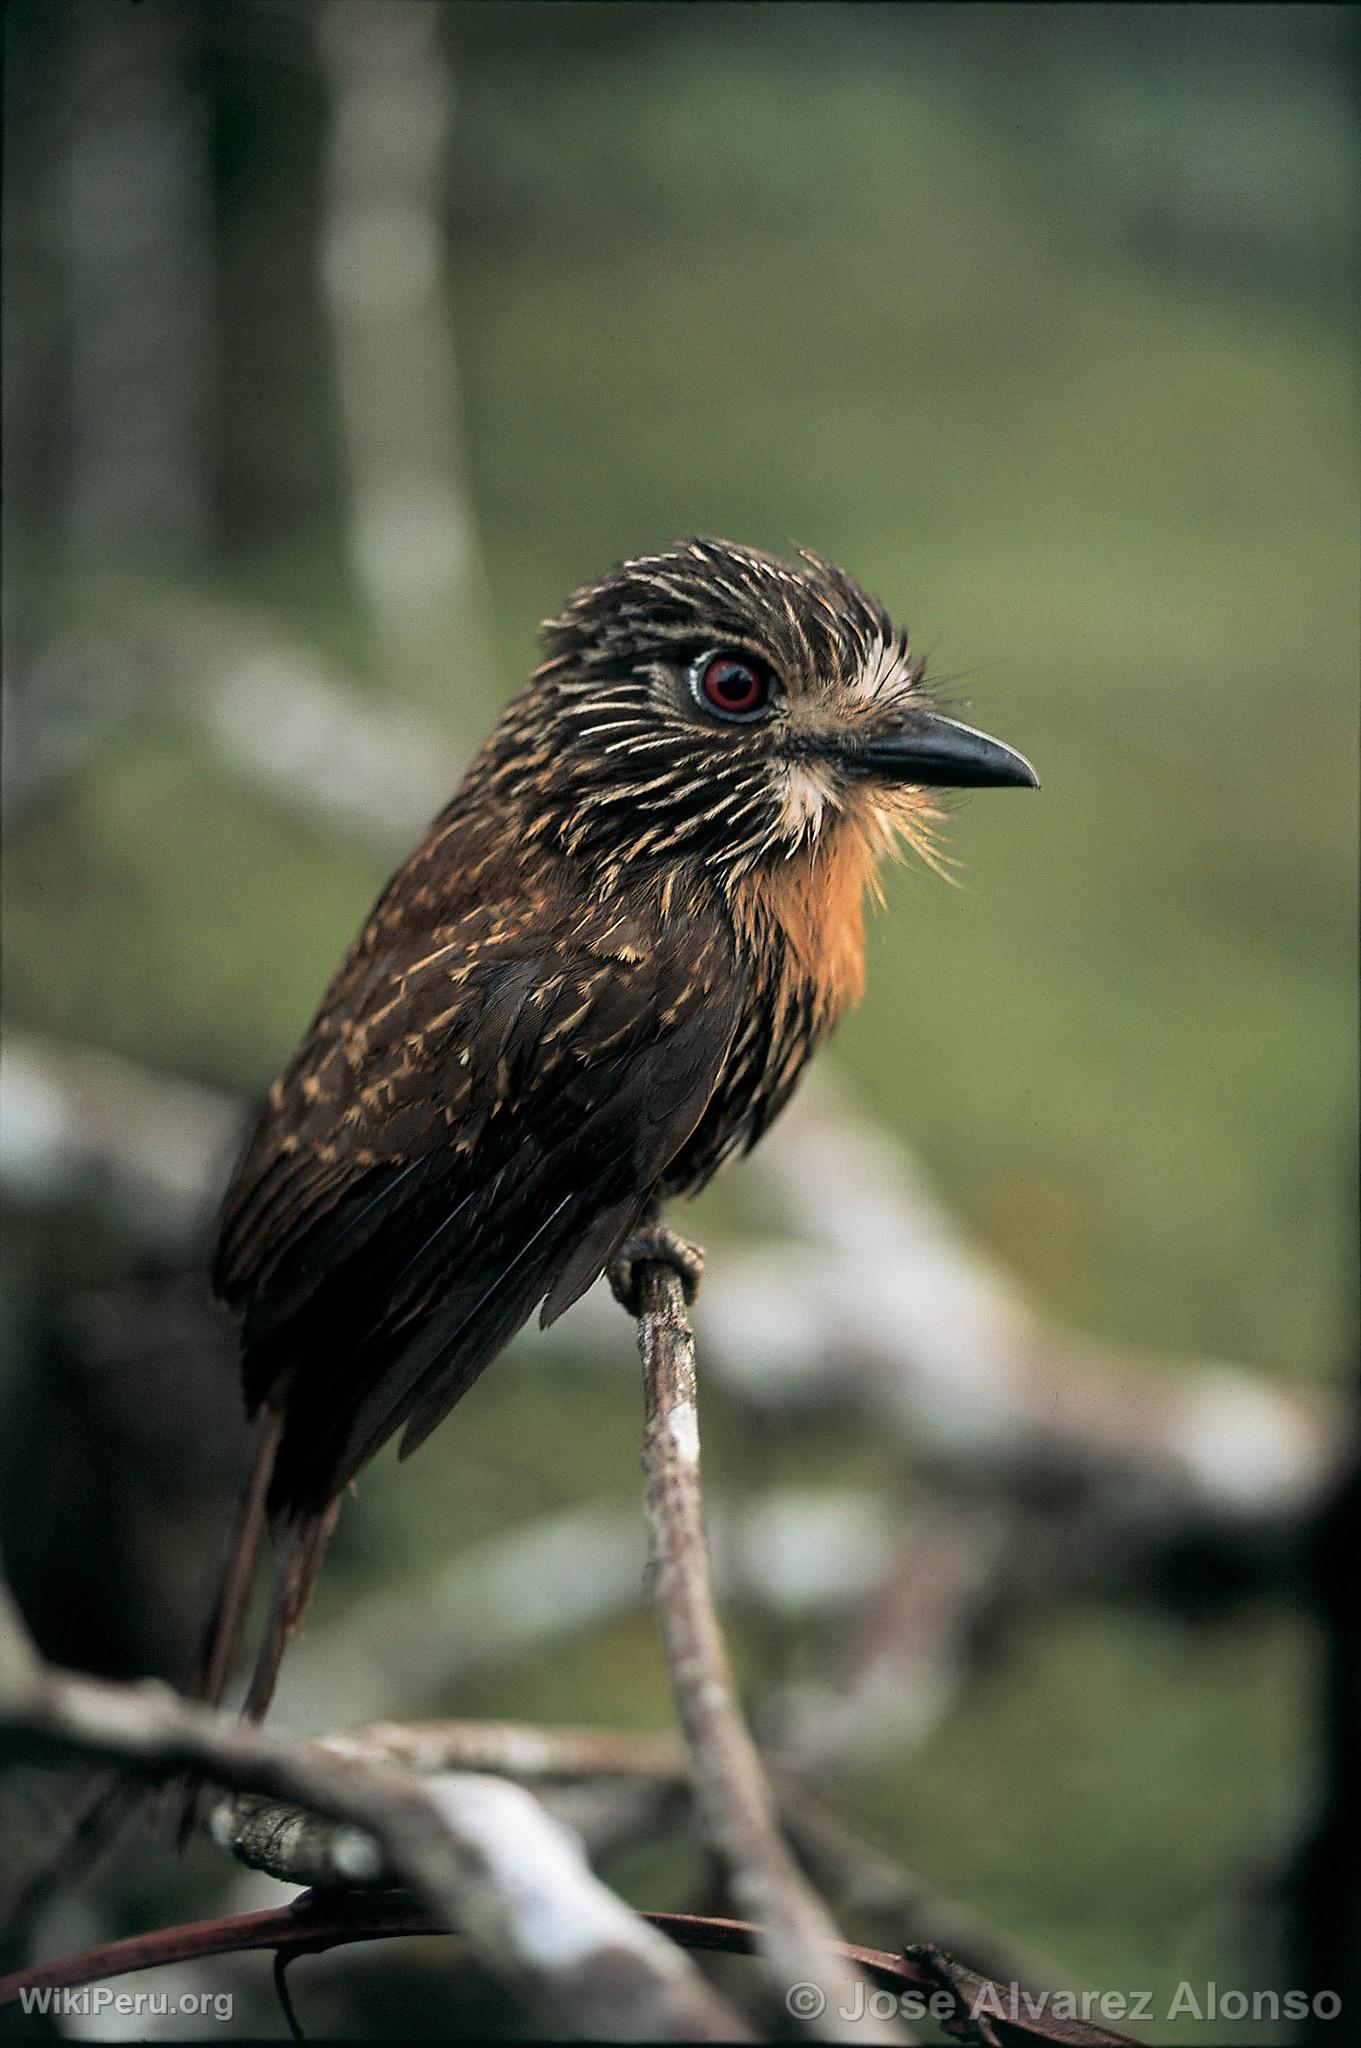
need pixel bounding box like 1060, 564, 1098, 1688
1, 3, 1355, 2039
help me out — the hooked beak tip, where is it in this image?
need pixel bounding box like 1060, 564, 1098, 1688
850, 713, 1040, 792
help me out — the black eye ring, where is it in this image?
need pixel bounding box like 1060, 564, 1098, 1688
689, 649, 778, 724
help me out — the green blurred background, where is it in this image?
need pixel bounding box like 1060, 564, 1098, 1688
2, 3, 1356, 2040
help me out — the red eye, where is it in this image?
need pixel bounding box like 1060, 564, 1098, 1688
695, 651, 774, 722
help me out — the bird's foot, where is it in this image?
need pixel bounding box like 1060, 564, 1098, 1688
608, 1226, 705, 1316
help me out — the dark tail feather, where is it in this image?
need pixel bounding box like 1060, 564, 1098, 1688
173, 1406, 284, 1845
174, 1411, 338, 1845
241, 1495, 342, 1723
183, 1403, 286, 1709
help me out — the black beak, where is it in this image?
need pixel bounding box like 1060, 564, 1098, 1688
846, 711, 1039, 790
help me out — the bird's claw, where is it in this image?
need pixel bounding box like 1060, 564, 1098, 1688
608, 1226, 705, 1315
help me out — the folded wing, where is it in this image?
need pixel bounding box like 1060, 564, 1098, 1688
214, 902, 741, 1513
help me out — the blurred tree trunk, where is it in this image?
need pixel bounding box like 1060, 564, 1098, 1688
3, 0, 213, 823
2, 0, 68, 668
315, 0, 498, 713
63, 0, 212, 571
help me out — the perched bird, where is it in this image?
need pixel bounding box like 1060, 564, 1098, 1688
191, 538, 1036, 1719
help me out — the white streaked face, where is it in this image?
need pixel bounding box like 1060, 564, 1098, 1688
774, 761, 834, 846
522, 539, 1005, 881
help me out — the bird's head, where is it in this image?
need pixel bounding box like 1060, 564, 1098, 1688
499, 538, 1036, 889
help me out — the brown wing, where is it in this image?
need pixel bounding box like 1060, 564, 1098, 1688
214, 895, 742, 1514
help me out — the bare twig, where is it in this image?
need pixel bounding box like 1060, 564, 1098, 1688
173, 1701, 1056, 2016
0, 1898, 927, 2005
0, 1549, 1142, 2047
317, 1717, 688, 1780
203, 1711, 1061, 2001
628, 1255, 903, 2044
116, 1701, 1067, 2023
0, 1900, 1142, 2046
0, 1585, 748, 2042
208, 1726, 686, 1893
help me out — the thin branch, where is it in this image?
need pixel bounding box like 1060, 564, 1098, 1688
0, 1902, 907, 2008
172, 1706, 1055, 2016
89, 1708, 1067, 2023
0, 1897, 442, 2006
315, 1717, 687, 1780
0, 1900, 1141, 2046
272, 1949, 305, 2044
0, 1586, 748, 2042
628, 1255, 904, 2045
0, 1587, 1141, 2047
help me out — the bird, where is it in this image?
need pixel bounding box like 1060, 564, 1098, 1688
189, 537, 1037, 1722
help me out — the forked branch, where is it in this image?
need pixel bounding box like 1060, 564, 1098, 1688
0, 1583, 747, 2042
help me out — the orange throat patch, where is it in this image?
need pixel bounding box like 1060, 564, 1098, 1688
729, 789, 944, 1018
732, 820, 876, 1014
